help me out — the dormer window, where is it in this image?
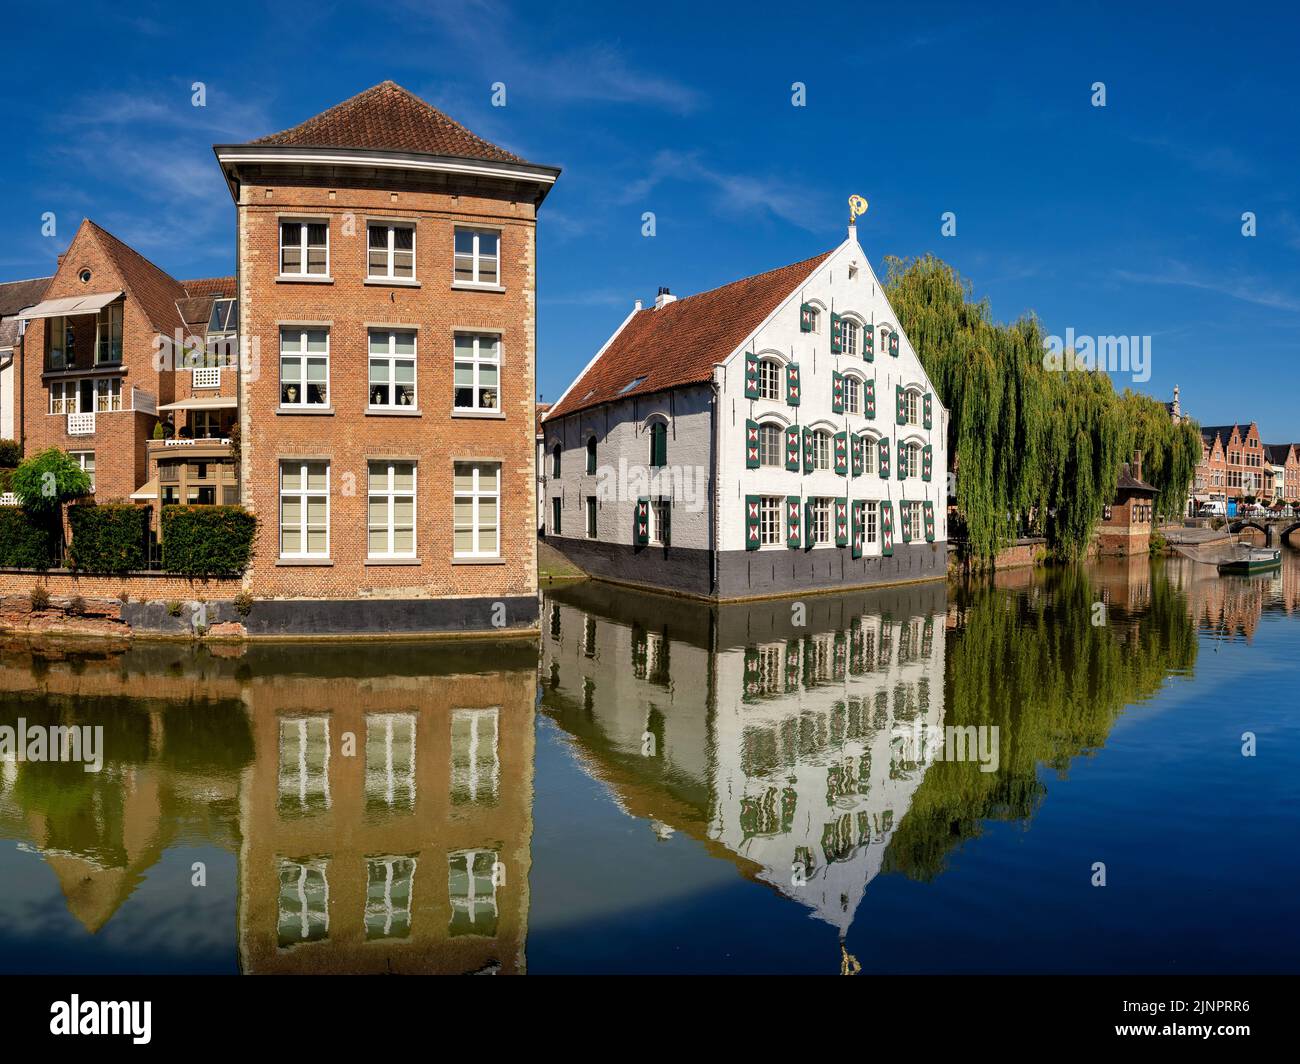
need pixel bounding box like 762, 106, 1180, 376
619, 376, 647, 395
208, 298, 238, 334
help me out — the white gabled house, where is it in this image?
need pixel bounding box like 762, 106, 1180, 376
541, 224, 948, 599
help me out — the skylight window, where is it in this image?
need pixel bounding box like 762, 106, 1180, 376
619, 376, 647, 394
208, 298, 238, 334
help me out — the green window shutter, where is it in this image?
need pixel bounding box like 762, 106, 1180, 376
862, 323, 874, 362
799, 303, 815, 332
923, 392, 933, 429
785, 426, 801, 471
803, 427, 815, 474
880, 502, 894, 556
830, 313, 843, 354
786, 495, 802, 549
745, 419, 761, 469
878, 436, 890, 478
834, 431, 848, 476
835, 497, 849, 547
831, 371, 844, 414
924, 501, 936, 542
922, 443, 933, 482
743, 645, 761, 701
865, 378, 876, 419
786, 362, 801, 406
851, 501, 865, 559
744, 353, 760, 400
651, 423, 668, 467
745, 495, 762, 551
851, 433, 864, 478
635, 497, 650, 547
897, 440, 908, 481
804, 499, 815, 549
901, 502, 913, 543
896, 384, 907, 426
888, 331, 900, 358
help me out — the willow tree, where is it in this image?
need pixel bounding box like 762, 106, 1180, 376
885, 254, 1200, 561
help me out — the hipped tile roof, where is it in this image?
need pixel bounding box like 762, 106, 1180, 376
251, 81, 525, 164
546, 251, 833, 421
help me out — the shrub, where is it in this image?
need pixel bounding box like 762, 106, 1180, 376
0, 468, 13, 494
0, 438, 19, 467
152, 422, 165, 440
233, 590, 254, 616
9, 448, 91, 514
0, 507, 58, 569
30, 585, 49, 611
118, 589, 131, 604
166, 600, 183, 617
67, 504, 149, 575
161, 505, 256, 577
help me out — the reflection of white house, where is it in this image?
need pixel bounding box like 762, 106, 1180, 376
539, 580, 946, 937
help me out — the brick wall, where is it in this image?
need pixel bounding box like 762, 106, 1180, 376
238, 176, 537, 600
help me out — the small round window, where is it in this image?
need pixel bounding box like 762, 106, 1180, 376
78, 268, 92, 283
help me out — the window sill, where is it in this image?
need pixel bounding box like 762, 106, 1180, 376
451, 408, 505, 419
450, 281, 506, 294
365, 557, 421, 566
277, 406, 334, 416
276, 558, 333, 566
367, 407, 422, 417
276, 274, 334, 284
452, 556, 504, 565
364, 277, 420, 288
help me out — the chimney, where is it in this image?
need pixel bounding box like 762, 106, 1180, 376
1133, 450, 1143, 482
654, 285, 676, 310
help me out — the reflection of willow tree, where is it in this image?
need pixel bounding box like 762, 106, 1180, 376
883, 568, 1197, 881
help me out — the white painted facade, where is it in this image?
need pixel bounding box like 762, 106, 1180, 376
0, 356, 12, 441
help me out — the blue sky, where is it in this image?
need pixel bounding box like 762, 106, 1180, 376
4, 1, 1298, 436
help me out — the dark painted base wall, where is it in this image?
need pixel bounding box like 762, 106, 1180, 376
122, 595, 539, 637
543, 534, 947, 599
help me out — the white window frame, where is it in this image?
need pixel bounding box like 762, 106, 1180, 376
454, 461, 501, 560
650, 498, 670, 546
367, 460, 416, 560
364, 855, 417, 940
903, 389, 921, 426
70, 450, 95, 493
95, 377, 122, 412
95, 303, 123, 365
451, 707, 500, 804
368, 329, 417, 409
279, 459, 330, 560
843, 376, 861, 415
842, 319, 859, 357
760, 495, 782, 545
806, 306, 821, 334
49, 379, 77, 414
905, 442, 921, 478
279, 218, 329, 277
865, 502, 879, 544
367, 222, 416, 281
810, 498, 831, 544
863, 436, 878, 475
757, 358, 782, 401
453, 333, 501, 411
280, 327, 330, 408
813, 430, 832, 471
365, 712, 417, 809
758, 423, 783, 467
585, 496, 597, 539
453, 227, 501, 286
906, 500, 925, 535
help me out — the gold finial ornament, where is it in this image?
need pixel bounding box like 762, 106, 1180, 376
840, 943, 862, 975
848, 195, 869, 222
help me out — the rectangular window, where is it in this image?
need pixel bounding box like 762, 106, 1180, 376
95, 377, 122, 412
365, 712, 416, 811
448, 849, 499, 937
865, 502, 879, 544
277, 857, 330, 947
906, 501, 924, 534
48, 316, 74, 370
280, 220, 328, 276
451, 707, 500, 805
49, 380, 77, 414
277, 716, 331, 815
208, 298, 238, 335
364, 856, 416, 941
810, 498, 831, 545
758, 359, 782, 401
903, 390, 919, 426
454, 462, 500, 558
95, 304, 123, 364
551, 497, 562, 535
863, 436, 876, 474
368, 329, 417, 408
280, 327, 329, 407
814, 432, 831, 470
453, 333, 500, 411
367, 461, 416, 559
279, 460, 329, 559
842, 320, 858, 357
453, 228, 500, 286
586, 496, 597, 538
71, 451, 95, 493
844, 376, 860, 415
758, 424, 782, 466
905, 443, 920, 478
367, 222, 415, 280
760, 496, 782, 545
650, 499, 670, 546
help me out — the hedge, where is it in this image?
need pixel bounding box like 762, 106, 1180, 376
162, 505, 256, 576
0, 507, 58, 569
67, 504, 150, 575
0, 438, 19, 468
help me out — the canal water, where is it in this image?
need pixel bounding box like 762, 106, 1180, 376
1, 552, 1297, 974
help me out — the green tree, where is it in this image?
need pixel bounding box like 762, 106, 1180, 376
9, 448, 91, 514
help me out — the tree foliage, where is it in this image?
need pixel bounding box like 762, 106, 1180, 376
9, 448, 91, 514
885, 254, 1200, 560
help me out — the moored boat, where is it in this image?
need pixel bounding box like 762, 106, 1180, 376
1217, 548, 1281, 575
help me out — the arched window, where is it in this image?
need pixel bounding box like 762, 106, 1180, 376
758, 422, 783, 466
904, 441, 922, 478
586, 436, 597, 474
552, 443, 562, 478
841, 319, 859, 357
757, 358, 783, 401
901, 388, 921, 427
813, 429, 833, 470
649, 422, 668, 468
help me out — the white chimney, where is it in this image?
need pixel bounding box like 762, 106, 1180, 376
654, 285, 676, 310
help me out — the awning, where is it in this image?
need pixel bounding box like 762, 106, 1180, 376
157, 396, 237, 411
130, 478, 159, 501
20, 291, 124, 319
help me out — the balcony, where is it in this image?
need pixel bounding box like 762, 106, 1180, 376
67, 411, 96, 436
146, 436, 234, 461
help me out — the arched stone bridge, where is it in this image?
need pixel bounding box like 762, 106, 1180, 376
1228, 518, 1300, 546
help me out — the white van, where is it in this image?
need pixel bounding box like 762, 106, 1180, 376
1198, 500, 1226, 517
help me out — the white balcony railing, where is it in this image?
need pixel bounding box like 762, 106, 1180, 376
160, 437, 232, 447
67, 411, 96, 436
0, 492, 17, 507
192, 367, 221, 390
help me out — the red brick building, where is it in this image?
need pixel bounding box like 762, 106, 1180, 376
1192, 422, 1272, 506
1097, 453, 1158, 556
1265, 443, 1300, 504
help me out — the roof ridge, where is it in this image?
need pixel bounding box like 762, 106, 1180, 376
0, 275, 54, 286
85, 220, 184, 289
663, 250, 836, 308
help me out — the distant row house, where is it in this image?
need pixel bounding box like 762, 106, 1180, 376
540, 230, 949, 599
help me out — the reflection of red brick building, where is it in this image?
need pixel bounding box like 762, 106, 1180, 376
1097, 453, 1157, 556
